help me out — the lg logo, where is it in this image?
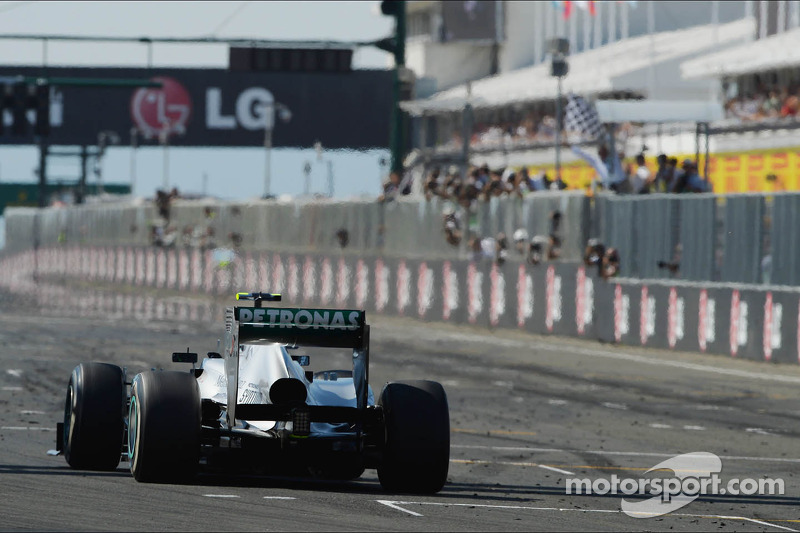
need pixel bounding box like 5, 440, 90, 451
206, 87, 281, 130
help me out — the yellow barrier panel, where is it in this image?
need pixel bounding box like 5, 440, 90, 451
519, 146, 800, 194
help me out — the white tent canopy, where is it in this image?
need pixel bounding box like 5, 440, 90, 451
681, 26, 800, 80
595, 100, 725, 123
401, 18, 754, 117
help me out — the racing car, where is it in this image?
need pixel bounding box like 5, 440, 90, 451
55, 292, 450, 493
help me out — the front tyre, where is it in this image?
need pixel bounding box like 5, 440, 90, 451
129, 370, 200, 483
378, 380, 450, 494
63, 362, 125, 471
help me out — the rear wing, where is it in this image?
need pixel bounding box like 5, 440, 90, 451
233, 307, 366, 349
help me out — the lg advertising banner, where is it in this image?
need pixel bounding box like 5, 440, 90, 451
0, 66, 392, 149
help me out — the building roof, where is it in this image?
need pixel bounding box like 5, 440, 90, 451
681, 25, 800, 80
401, 18, 754, 116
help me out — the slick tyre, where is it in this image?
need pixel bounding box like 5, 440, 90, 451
377, 380, 450, 494
63, 362, 125, 471
128, 370, 200, 483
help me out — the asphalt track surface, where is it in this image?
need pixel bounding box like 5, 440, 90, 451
2, 287, 800, 531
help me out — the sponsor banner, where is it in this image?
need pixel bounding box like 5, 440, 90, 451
441, 260, 464, 324
9, 243, 800, 365
335, 256, 352, 309
729, 289, 759, 361
395, 259, 413, 317
466, 261, 489, 327
516, 263, 534, 330
416, 261, 435, 320
354, 257, 371, 312
0, 66, 392, 150
373, 257, 393, 315
613, 283, 639, 346
301, 255, 318, 306
765, 290, 797, 364
575, 266, 594, 337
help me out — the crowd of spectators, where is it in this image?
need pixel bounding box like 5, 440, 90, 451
149, 189, 235, 250
724, 87, 800, 122
422, 163, 567, 206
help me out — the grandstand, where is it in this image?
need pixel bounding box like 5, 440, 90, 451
399, 1, 800, 195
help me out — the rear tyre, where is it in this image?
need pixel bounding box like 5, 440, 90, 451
377, 380, 450, 493
63, 362, 125, 471
128, 370, 200, 483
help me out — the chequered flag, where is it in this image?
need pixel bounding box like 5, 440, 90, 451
565, 93, 605, 139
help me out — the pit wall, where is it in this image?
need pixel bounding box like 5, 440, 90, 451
2, 244, 798, 365
2, 192, 590, 262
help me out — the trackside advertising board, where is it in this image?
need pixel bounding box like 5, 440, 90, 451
0, 66, 392, 149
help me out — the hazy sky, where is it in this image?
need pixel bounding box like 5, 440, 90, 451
0, 1, 395, 202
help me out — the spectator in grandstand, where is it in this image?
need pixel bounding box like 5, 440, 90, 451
423, 167, 441, 200
631, 153, 653, 194
761, 90, 782, 118
482, 170, 507, 200
652, 154, 672, 193
469, 234, 496, 262
601, 247, 620, 279
583, 238, 606, 277
672, 159, 711, 193
442, 205, 462, 246
335, 228, 349, 249
527, 235, 549, 265
495, 232, 509, 265
781, 91, 799, 118
548, 173, 568, 191
513, 228, 529, 256
547, 235, 562, 260
378, 171, 411, 203
518, 167, 534, 193
527, 170, 551, 191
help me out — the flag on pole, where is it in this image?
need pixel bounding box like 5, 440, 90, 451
564, 93, 604, 140
563, 1, 573, 19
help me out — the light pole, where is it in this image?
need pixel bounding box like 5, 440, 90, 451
96, 130, 120, 195
549, 38, 570, 183
303, 161, 312, 196
129, 127, 139, 196
263, 101, 292, 199
159, 123, 170, 191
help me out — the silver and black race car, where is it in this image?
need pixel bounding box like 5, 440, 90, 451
55, 292, 450, 493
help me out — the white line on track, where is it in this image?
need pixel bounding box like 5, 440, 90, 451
203, 494, 240, 498
746, 427, 777, 436
1, 426, 54, 431
1, 387, 22, 391
375, 500, 798, 530
537, 464, 575, 475
19, 410, 45, 415
6, 369, 21, 378
547, 399, 568, 406
376, 500, 424, 517
682, 425, 706, 431
648, 423, 672, 429
601, 402, 628, 410
451, 444, 800, 463
263, 496, 296, 500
